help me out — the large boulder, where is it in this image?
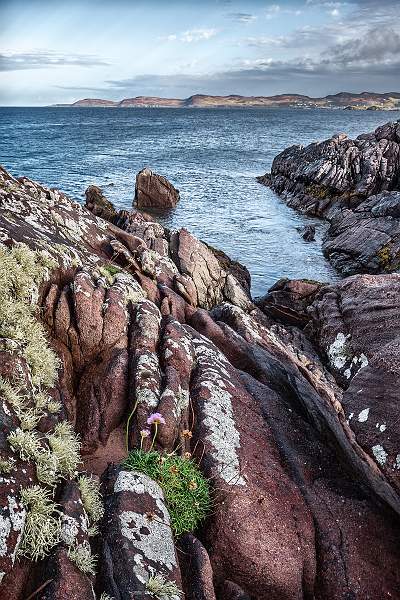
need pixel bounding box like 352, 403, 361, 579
134, 168, 180, 209
258, 122, 400, 275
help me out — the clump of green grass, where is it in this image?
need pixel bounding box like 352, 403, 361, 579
123, 449, 211, 536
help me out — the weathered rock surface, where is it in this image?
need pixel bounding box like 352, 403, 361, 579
258, 122, 400, 275
134, 168, 180, 209
1, 164, 400, 599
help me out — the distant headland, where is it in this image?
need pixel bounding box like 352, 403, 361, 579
54, 92, 400, 110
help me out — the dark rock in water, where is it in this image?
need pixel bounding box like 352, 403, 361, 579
1, 163, 400, 598
85, 184, 117, 221
299, 224, 315, 241
258, 121, 400, 275
134, 167, 180, 209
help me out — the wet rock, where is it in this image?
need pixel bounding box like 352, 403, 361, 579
299, 224, 315, 241
134, 168, 180, 209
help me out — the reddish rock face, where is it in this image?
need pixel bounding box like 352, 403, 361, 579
1, 164, 400, 599
134, 168, 180, 209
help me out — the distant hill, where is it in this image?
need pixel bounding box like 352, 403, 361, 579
68, 92, 400, 110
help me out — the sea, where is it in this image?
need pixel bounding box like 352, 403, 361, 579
0, 106, 397, 296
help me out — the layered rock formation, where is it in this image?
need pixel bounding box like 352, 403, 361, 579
258, 121, 400, 275
1, 164, 400, 599
134, 168, 180, 209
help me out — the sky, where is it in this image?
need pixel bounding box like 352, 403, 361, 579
0, 0, 399, 105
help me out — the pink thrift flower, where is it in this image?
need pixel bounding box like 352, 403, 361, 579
140, 429, 151, 438
147, 412, 166, 426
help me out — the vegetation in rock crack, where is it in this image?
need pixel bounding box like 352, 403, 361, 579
67, 540, 97, 576
0, 241, 104, 573
97, 263, 123, 284
146, 574, 183, 599
99, 593, 114, 600
0, 243, 59, 388
18, 485, 62, 560
78, 475, 105, 524
123, 449, 211, 536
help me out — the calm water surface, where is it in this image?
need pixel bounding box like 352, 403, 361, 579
0, 107, 397, 296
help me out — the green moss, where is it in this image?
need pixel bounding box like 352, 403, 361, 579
377, 244, 392, 270
305, 184, 331, 200
97, 263, 123, 285
123, 449, 211, 537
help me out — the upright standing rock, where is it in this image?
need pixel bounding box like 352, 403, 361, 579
134, 168, 180, 209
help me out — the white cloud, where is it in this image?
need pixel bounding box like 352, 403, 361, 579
163, 28, 218, 44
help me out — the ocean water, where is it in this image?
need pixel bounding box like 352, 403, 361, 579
0, 106, 397, 296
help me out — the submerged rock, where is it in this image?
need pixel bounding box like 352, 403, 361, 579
258, 121, 400, 275
1, 163, 400, 599
134, 168, 180, 209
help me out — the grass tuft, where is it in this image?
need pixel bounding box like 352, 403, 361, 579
123, 449, 211, 536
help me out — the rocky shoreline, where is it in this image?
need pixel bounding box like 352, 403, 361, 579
0, 161, 400, 599
257, 121, 400, 276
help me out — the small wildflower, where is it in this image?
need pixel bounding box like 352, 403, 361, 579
181, 429, 193, 439
147, 412, 166, 426
183, 452, 192, 460
188, 480, 198, 491
169, 465, 179, 475
139, 428, 151, 450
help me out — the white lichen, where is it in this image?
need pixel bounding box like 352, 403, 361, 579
357, 408, 370, 423
372, 444, 388, 466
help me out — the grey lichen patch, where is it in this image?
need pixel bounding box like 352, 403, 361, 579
115, 471, 177, 578
327, 332, 351, 371
372, 444, 388, 466
192, 339, 245, 487
0, 495, 26, 562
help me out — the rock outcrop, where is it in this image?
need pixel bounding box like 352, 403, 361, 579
258, 121, 400, 275
1, 164, 400, 599
134, 168, 180, 209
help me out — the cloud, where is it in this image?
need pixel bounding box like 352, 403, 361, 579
100, 24, 400, 98
328, 26, 400, 64
163, 28, 218, 43
265, 4, 302, 19
227, 12, 257, 23
0, 50, 108, 71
